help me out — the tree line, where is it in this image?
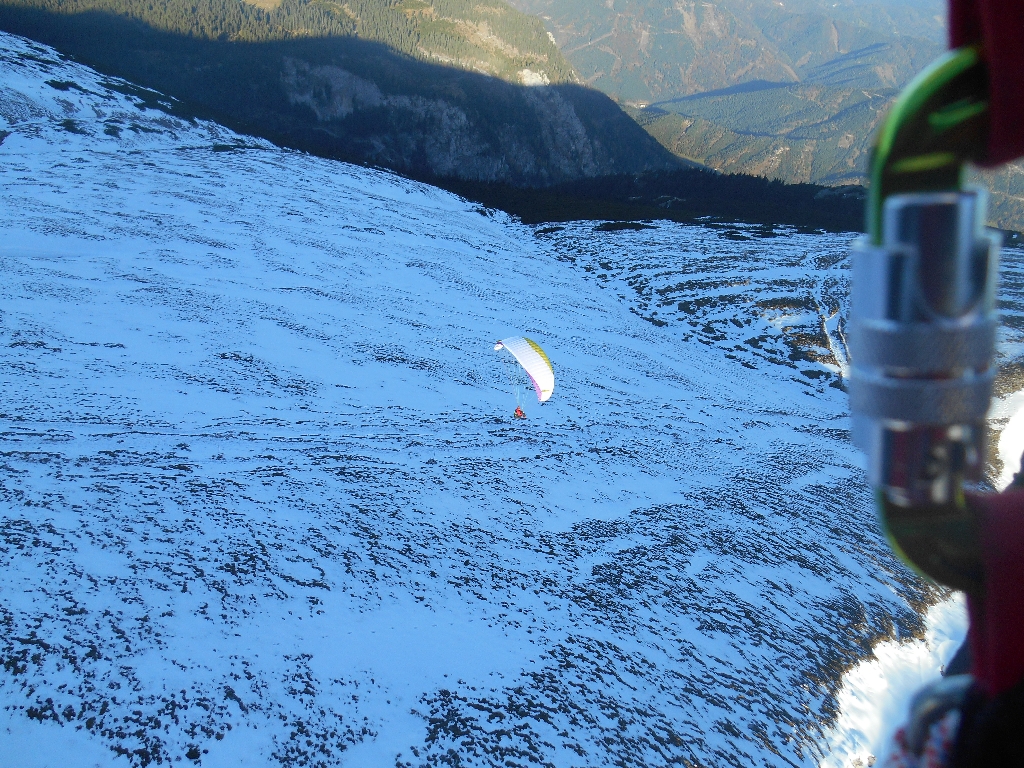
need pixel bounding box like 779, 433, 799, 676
1, 0, 573, 82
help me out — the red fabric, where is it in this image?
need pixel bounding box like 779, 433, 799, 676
949, 0, 1024, 165
965, 488, 1024, 695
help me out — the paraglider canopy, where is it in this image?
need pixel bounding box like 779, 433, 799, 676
494, 337, 554, 403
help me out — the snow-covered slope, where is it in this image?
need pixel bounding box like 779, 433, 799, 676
0, 31, 1005, 767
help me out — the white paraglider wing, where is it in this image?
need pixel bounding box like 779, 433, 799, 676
495, 337, 554, 403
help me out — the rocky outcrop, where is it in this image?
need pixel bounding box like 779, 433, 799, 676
274, 52, 675, 183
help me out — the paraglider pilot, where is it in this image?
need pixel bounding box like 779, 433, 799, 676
494, 337, 554, 418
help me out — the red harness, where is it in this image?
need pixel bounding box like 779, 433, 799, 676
950, 0, 1024, 697
950, 0, 1024, 164
965, 489, 1024, 695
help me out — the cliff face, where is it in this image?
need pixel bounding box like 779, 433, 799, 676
0, 0, 679, 184
275, 53, 674, 183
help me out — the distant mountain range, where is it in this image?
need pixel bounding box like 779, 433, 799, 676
0, 0, 677, 185
626, 58, 920, 188
503, 0, 944, 104
504, 0, 1024, 231
503, 0, 940, 186
623, 27, 939, 188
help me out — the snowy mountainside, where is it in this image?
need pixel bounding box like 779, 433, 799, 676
0, 31, 976, 767
536, 221, 852, 393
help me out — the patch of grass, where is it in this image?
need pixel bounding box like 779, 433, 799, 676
45, 78, 91, 93
59, 118, 87, 134
594, 221, 655, 232
533, 226, 564, 236
100, 79, 197, 121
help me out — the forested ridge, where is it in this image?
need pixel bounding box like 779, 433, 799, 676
445, 169, 867, 232
0, 0, 575, 83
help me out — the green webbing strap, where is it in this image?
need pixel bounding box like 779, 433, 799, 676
868, 46, 990, 244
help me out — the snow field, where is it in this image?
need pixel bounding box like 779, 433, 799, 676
3, 29, 1023, 768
